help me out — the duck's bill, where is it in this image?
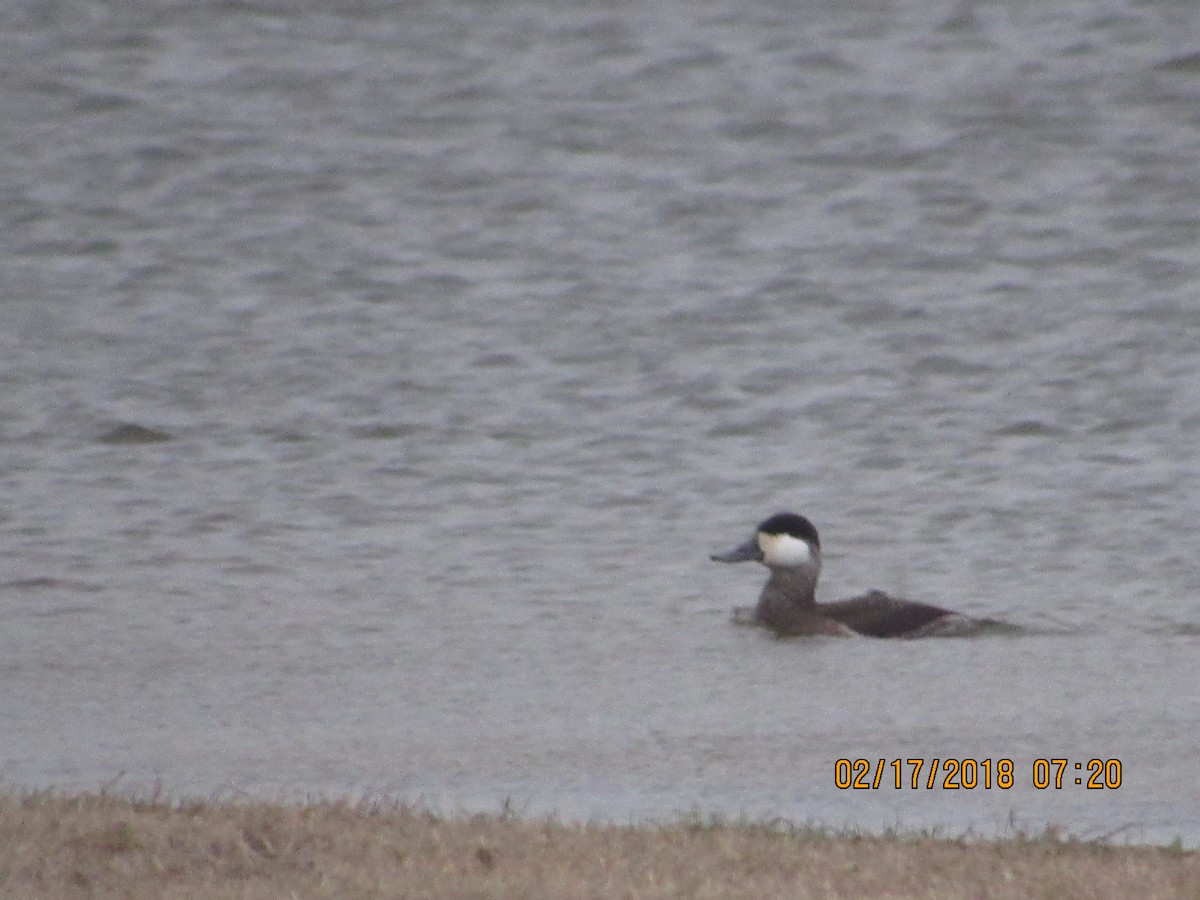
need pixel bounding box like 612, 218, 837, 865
710, 537, 762, 563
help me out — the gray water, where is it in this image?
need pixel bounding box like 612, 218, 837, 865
2, 0, 1200, 846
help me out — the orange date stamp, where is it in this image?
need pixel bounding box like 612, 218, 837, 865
834, 758, 1123, 790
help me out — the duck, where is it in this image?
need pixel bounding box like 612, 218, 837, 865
710, 512, 989, 638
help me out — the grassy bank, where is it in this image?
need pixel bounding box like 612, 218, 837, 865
1, 791, 1197, 899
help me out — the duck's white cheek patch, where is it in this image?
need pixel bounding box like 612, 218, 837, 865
758, 532, 813, 566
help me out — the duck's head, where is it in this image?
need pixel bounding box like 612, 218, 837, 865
710, 512, 821, 569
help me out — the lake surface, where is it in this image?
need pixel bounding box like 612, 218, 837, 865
2, 0, 1199, 846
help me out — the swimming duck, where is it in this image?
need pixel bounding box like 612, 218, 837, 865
711, 512, 985, 638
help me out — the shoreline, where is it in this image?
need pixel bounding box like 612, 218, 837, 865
3, 790, 1198, 898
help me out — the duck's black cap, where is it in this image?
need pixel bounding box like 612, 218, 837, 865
757, 512, 820, 549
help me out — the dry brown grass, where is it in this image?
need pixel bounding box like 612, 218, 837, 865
1, 791, 1196, 899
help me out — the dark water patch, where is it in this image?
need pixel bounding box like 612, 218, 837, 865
748, 277, 837, 308
840, 299, 924, 326
1146, 621, 1200, 637
633, 47, 727, 82
674, 391, 742, 413
553, 17, 639, 53
982, 281, 1035, 297
1081, 452, 1138, 466
133, 143, 197, 165
1152, 52, 1200, 74
0, 577, 103, 593
98, 423, 172, 444
906, 250, 985, 273
349, 423, 422, 440
224, 559, 289, 577
937, 2, 978, 33
854, 453, 906, 471
594, 492, 661, 509
789, 50, 856, 73
721, 118, 824, 144
993, 243, 1122, 269
328, 269, 401, 302
187, 512, 242, 534
704, 414, 790, 439
72, 93, 139, 114
33, 603, 100, 619
911, 355, 992, 377
795, 147, 932, 172
19, 238, 120, 257
1131, 255, 1193, 289
734, 366, 808, 395
1118, 301, 1200, 325
910, 180, 990, 227
988, 420, 1065, 438
260, 428, 314, 444
385, 274, 474, 305
470, 352, 523, 369
1086, 418, 1153, 435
